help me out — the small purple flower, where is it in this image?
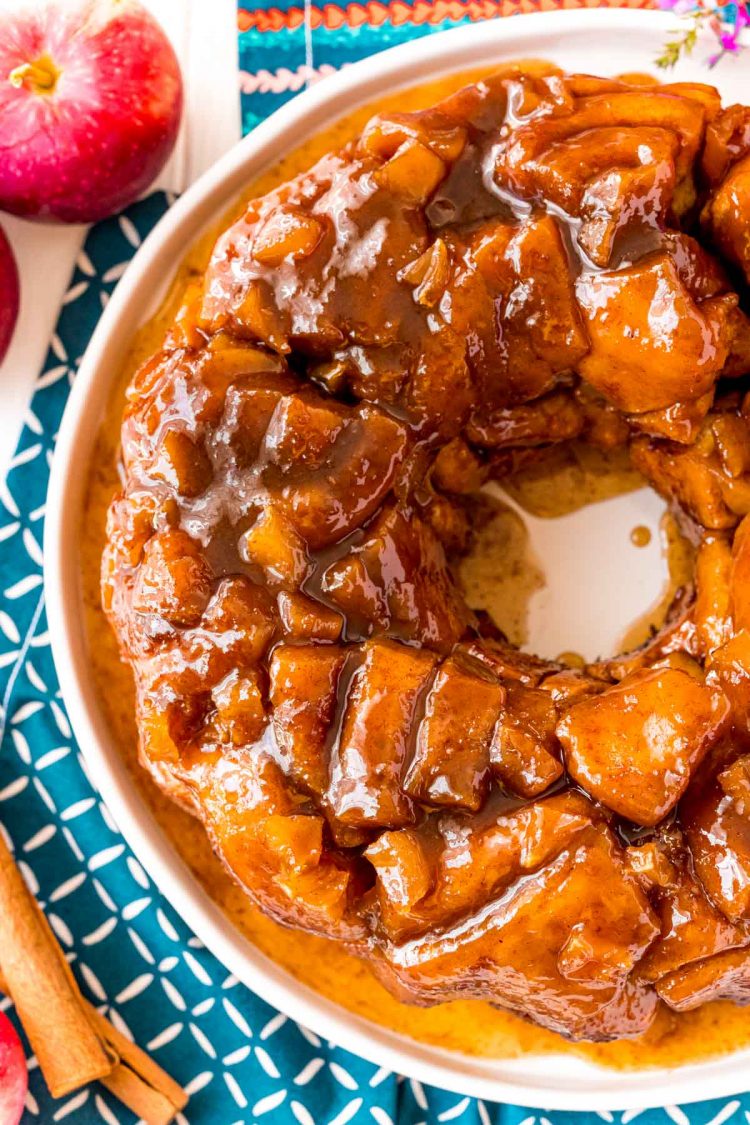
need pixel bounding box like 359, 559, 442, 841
659, 0, 748, 66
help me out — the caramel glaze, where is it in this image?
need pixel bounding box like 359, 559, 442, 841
86, 65, 750, 1058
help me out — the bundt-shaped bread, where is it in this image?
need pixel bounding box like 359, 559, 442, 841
104, 66, 750, 1041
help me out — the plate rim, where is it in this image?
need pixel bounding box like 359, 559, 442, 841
43, 10, 750, 1110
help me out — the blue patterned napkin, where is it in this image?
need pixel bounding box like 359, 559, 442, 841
0, 5, 748, 1123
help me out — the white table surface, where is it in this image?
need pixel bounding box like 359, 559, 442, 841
0, 0, 242, 481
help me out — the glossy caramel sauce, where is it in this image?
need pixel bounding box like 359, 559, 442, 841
79, 70, 750, 1071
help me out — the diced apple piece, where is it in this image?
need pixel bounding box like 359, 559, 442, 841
203, 576, 275, 665
366, 828, 434, 915
277, 591, 343, 641
262, 813, 324, 873
263, 393, 345, 470
321, 554, 389, 627
278, 863, 352, 925
252, 208, 325, 267
374, 139, 447, 204
219, 380, 289, 468
212, 668, 266, 746
626, 842, 676, 890
230, 278, 289, 350
153, 427, 212, 497
399, 238, 450, 308
240, 508, 310, 589
359, 108, 467, 163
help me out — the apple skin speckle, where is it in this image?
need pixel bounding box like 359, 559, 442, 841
0, 224, 19, 363
0, 0, 183, 224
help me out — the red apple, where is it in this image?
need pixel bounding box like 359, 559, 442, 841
0, 1009, 27, 1125
0, 0, 183, 224
0, 225, 19, 364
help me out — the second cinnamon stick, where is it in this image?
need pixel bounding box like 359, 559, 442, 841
0, 830, 114, 1096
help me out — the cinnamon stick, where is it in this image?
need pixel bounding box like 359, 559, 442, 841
0, 831, 113, 1095
0, 831, 187, 1122
86, 1003, 188, 1125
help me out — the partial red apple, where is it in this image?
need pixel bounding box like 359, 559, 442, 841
0, 0, 183, 224
0, 225, 19, 364
0, 1009, 27, 1125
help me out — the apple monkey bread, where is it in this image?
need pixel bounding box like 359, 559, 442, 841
104, 65, 750, 1042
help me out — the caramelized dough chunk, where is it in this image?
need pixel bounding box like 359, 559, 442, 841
694, 534, 733, 656
320, 505, 473, 651
269, 644, 346, 797
132, 530, 213, 630
403, 655, 503, 810
557, 668, 728, 825
490, 684, 565, 798
703, 108, 750, 284
369, 791, 595, 942
730, 514, 750, 632
657, 946, 750, 1011
634, 834, 748, 982
461, 214, 590, 407
260, 397, 410, 549
683, 762, 750, 922
328, 640, 437, 828
707, 630, 750, 733
465, 389, 583, 450
632, 408, 750, 529
197, 756, 365, 942
373, 824, 659, 1041
576, 252, 730, 413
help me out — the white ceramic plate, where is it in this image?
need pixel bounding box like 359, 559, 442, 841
44, 11, 750, 1109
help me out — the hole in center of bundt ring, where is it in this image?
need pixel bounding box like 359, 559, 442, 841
457, 444, 694, 665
